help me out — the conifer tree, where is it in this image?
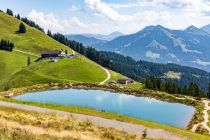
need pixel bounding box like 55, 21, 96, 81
18, 23, 26, 33
16, 14, 20, 20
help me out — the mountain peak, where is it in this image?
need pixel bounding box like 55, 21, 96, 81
142, 25, 168, 32
185, 25, 209, 35
185, 25, 199, 32
109, 31, 123, 36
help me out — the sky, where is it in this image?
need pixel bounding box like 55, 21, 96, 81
1, 0, 210, 35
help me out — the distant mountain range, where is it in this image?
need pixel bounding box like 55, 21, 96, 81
83, 32, 124, 41
94, 25, 210, 72
65, 32, 123, 48
66, 25, 210, 72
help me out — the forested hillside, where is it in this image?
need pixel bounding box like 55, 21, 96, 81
101, 52, 210, 93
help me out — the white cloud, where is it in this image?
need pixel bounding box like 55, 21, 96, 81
26, 0, 210, 35
65, 17, 87, 28
84, 0, 210, 34
193, 59, 210, 66
110, 0, 210, 12
27, 10, 64, 33
146, 51, 160, 59
69, 5, 81, 12
84, 0, 125, 21
27, 10, 101, 34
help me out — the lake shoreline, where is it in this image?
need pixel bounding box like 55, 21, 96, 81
0, 82, 204, 131
13, 88, 195, 128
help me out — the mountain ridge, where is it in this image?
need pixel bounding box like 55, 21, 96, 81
201, 24, 210, 34
96, 25, 210, 72
65, 31, 124, 48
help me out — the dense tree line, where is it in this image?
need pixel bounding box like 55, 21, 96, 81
0, 39, 14, 51
144, 77, 206, 98
21, 17, 44, 32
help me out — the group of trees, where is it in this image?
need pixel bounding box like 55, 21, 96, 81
6, 9, 13, 16
0, 39, 14, 51
21, 17, 44, 32
144, 77, 206, 98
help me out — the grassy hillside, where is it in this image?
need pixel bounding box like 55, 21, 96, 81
0, 12, 127, 90
0, 12, 73, 54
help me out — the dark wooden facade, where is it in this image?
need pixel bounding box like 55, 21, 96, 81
41, 51, 61, 58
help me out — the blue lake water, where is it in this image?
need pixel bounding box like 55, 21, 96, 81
14, 89, 195, 128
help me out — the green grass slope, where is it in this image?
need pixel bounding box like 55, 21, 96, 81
0, 12, 72, 54
0, 12, 126, 90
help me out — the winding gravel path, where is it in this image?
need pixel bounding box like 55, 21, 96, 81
0, 101, 190, 140
99, 68, 111, 85
13, 49, 39, 57
191, 100, 210, 133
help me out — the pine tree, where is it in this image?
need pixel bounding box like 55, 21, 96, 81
18, 23, 26, 33
16, 14, 20, 20
47, 30, 52, 37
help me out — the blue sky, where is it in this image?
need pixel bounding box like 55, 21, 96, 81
1, 0, 210, 35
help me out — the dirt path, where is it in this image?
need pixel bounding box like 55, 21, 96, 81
14, 49, 75, 56
99, 68, 111, 85
14, 49, 39, 57
191, 100, 210, 133
0, 101, 190, 140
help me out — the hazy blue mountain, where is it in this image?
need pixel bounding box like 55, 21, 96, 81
82, 31, 124, 41
66, 35, 107, 48
66, 31, 123, 48
98, 25, 210, 72
201, 24, 210, 34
